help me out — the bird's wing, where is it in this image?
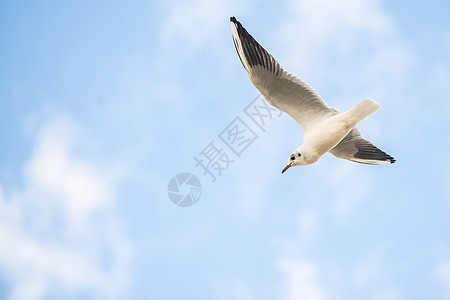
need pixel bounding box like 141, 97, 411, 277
329, 128, 395, 164
230, 17, 334, 134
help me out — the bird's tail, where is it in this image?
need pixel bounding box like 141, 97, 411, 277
345, 98, 380, 123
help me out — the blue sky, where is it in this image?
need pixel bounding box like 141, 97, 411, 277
1, 0, 450, 299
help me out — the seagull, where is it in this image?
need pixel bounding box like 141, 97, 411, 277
230, 17, 395, 173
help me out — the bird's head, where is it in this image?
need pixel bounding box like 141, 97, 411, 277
282, 149, 307, 173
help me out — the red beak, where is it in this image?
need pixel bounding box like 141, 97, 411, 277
282, 162, 293, 174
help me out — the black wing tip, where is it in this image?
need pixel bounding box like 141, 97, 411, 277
386, 153, 395, 164
230, 16, 243, 28
353, 142, 396, 165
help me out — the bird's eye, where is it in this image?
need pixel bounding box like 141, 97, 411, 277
298, 153, 301, 157
290, 155, 295, 161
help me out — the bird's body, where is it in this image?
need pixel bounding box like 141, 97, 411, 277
298, 98, 381, 165
229, 16, 395, 172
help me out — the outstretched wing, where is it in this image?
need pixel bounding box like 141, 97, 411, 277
329, 128, 396, 164
230, 16, 334, 134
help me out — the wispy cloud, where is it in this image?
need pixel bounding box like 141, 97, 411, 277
159, 0, 232, 53
329, 163, 372, 218
0, 116, 132, 299
275, 0, 413, 99
277, 257, 325, 300
436, 259, 450, 298
297, 209, 320, 239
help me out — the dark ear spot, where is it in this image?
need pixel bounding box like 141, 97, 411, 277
298, 153, 301, 157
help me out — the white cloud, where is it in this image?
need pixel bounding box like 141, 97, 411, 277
329, 162, 371, 217
436, 259, 450, 297
0, 116, 132, 299
297, 209, 319, 239
353, 251, 385, 288
429, 59, 450, 120
232, 281, 254, 300
277, 258, 325, 300
211, 278, 254, 300
159, 0, 233, 52
371, 288, 401, 300
275, 0, 413, 98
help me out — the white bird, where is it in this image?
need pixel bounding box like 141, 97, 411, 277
230, 17, 395, 173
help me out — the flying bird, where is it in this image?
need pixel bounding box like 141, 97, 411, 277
230, 17, 395, 173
